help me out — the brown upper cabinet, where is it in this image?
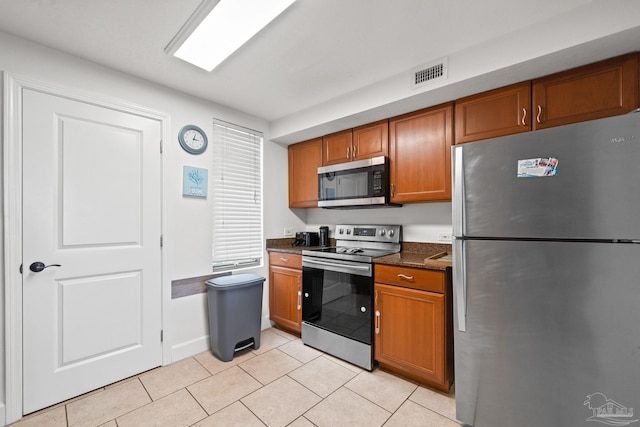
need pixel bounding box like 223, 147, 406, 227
532, 53, 639, 130
322, 120, 389, 166
389, 103, 453, 203
352, 120, 389, 161
288, 138, 322, 208
455, 82, 531, 144
322, 129, 353, 165
287, 52, 639, 208
454, 53, 639, 144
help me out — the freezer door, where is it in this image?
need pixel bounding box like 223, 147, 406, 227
454, 240, 640, 427
454, 112, 640, 239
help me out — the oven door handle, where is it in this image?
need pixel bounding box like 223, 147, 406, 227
303, 258, 370, 270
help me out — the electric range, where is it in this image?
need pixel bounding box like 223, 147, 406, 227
300, 224, 401, 370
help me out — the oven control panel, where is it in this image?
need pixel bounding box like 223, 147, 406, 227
335, 224, 401, 243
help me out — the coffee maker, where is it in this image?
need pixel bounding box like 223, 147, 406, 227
319, 226, 329, 247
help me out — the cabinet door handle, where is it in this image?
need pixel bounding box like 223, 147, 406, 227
346, 146, 351, 159
353, 144, 358, 158
521, 108, 526, 126
536, 105, 542, 123
397, 273, 415, 282
297, 290, 302, 310
279, 257, 289, 263
391, 183, 396, 197
375, 310, 381, 334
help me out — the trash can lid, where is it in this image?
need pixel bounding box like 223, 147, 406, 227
206, 273, 266, 288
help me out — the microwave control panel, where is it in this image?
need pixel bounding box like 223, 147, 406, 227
372, 170, 383, 192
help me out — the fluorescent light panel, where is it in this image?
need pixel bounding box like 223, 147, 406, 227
174, 0, 296, 71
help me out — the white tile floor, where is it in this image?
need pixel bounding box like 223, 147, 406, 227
10, 328, 460, 427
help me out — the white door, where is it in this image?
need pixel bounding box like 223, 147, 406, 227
22, 88, 163, 413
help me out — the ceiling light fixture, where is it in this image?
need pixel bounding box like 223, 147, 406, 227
167, 0, 297, 72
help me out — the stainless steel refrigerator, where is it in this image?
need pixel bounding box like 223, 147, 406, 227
452, 111, 640, 427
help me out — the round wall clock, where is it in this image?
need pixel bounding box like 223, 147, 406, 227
178, 125, 208, 154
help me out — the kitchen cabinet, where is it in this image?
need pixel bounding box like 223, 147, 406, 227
455, 82, 532, 144
289, 53, 639, 206
454, 53, 639, 144
352, 120, 389, 161
268, 252, 302, 333
288, 138, 322, 208
322, 120, 388, 166
374, 264, 453, 392
389, 103, 453, 203
322, 129, 353, 165
533, 53, 638, 130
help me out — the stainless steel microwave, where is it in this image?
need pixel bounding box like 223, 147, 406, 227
317, 156, 400, 208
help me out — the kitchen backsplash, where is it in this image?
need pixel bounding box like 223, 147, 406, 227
301, 202, 452, 244
303, 224, 452, 244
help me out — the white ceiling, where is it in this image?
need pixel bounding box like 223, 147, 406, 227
1, 0, 639, 142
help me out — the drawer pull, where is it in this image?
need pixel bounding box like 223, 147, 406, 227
375, 310, 381, 334
397, 273, 415, 281
279, 257, 289, 263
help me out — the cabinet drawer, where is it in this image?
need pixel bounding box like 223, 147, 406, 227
269, 252, 302, 269
375, 264, 444, 293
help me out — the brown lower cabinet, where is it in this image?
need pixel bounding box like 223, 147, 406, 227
374, 264, 453, 392
268, 253, 302, 333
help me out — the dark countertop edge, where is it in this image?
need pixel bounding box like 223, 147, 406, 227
266, 239, 452, 270
266, 237, 337, 254
373, 252, 451, 271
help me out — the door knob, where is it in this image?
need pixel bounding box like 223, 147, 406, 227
29, 262, 62, 273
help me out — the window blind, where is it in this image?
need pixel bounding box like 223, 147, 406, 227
211, 119, 263, 272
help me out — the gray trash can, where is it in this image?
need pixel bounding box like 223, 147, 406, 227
205, 273, 265, 362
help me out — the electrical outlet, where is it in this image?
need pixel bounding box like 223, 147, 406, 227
438, 233, 452, 242
283, 228, 294, 237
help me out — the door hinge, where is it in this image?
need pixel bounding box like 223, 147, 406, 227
160, 235, 163, 248
160, 330, 164, 342
160, 139, 163, 154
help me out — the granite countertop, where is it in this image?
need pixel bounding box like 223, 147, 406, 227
265, 238, 335, 255
374, 242, 452, 271
266, 239, 452, 270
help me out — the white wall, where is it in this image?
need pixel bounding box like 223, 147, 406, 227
270, 1, 640, 144
0, 30, 306, 421
304, 203, 453, 243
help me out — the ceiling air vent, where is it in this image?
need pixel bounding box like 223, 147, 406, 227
411, 57, 448, 89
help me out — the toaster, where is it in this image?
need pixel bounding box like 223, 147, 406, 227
293, 232, 319, 246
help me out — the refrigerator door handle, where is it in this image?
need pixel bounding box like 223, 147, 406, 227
452, 146, 464, 236
453, 238, 467, 332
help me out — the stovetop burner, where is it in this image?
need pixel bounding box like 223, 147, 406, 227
302, 224, 401, 263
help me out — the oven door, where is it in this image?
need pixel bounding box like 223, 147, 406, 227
301, 257, 373, 345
